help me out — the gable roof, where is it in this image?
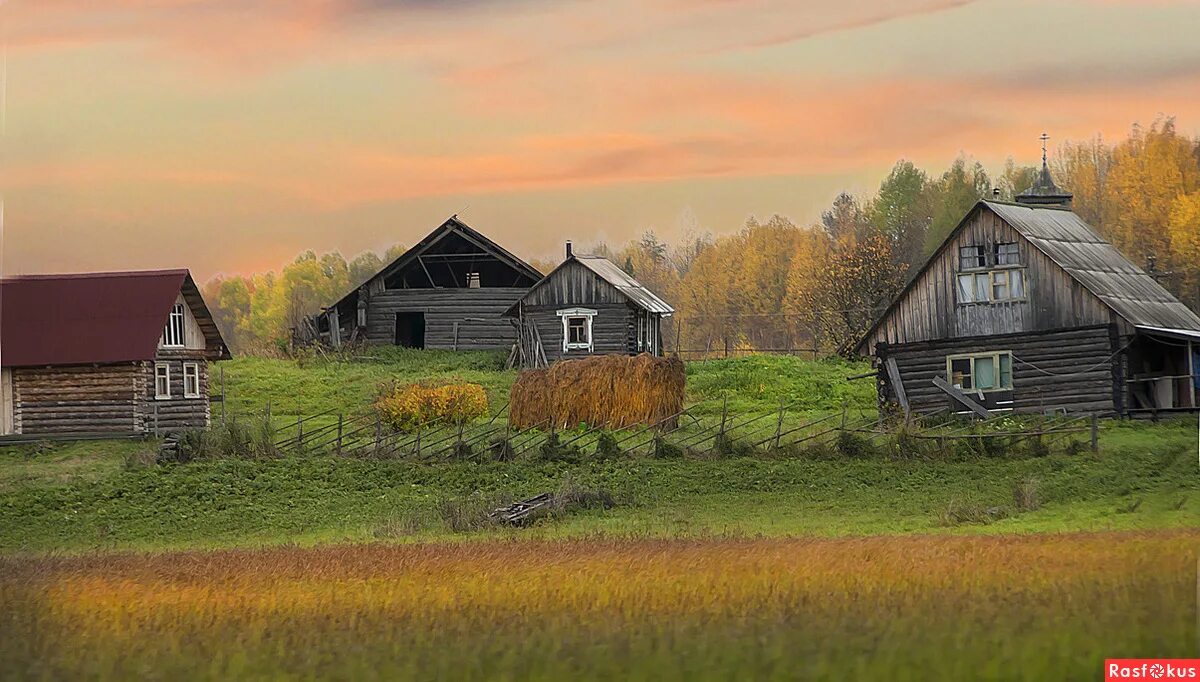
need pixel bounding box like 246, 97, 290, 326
0, 269, 229, 367
854, 200, 1200, 354
326, 216, 543, 314
504, 254, 674, 316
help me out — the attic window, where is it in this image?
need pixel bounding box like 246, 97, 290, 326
995, 242, 1020, 266
162, 303, 186, 347
557, 307, 596, 352
467, 272, 481, 288
959, 245, 987, 270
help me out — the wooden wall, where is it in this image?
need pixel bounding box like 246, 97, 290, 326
522, 261, 629, 308
11, 363, 143, 434
146, 350, 211, 432
877, 325, 1119, 416
521, 303, 637, 363
862, 206, 1115, 353
363, 287, 527, 350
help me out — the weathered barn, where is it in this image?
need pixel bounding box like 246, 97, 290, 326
856, 162, 1200, 418
313, 216, 543, 350
504, 244, 674, 367
0, 270, 230, 439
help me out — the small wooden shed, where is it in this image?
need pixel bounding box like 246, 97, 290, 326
855, 161, 1200, 418
0, 269, 229, 439
504, 244, 674, 367
311, 216, 542, 350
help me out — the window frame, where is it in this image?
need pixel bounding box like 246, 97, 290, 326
946, 351, 1014, 393
182, 362, 201, 399
994, 242, 1020, 266
162, 302, 187, 348
957, 267, 1026, 305
154, 362, 172, 400
557, 307, 597, 352
959, 245, 987, 270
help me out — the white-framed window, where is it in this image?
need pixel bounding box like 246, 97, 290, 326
557, 307, 596, 352
958, 268, 1024, 304
183, 363, 201, 398
162, 302, 186, 347
947, 351, 1013, 392
154, 362, 171, 399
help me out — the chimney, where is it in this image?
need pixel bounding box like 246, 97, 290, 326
565, 241, 573, 258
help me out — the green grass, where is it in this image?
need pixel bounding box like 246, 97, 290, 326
1, 416, 1195, 552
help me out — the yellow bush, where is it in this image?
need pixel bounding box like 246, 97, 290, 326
375, 381, 489, 431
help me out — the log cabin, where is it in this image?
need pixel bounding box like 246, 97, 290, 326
855, 160, 1200, 418
309, 216, 543, 351
504, 243, 675, 368
0, 269, 229, 439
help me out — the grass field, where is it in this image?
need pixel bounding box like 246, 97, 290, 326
2, 351, 1197, 680
3, 531, 1195, 680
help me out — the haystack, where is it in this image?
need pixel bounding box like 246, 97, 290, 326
509, 354, 685, 430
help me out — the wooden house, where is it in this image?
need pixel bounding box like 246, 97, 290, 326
311, 216, 543, 350
855, 161, 1200, 418
0, 269, 230, 439
504, 243, 674, 367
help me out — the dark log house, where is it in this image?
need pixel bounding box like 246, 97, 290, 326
504, 243, 674, 367
311, 216, 543, 351
856, 159, 1200, 418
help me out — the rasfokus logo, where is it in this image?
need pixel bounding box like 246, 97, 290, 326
1106, 660, 1200, 680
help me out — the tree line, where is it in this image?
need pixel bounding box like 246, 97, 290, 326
204, 117, 1200, 357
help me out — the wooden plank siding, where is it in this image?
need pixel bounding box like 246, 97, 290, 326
863, 206, 1116, 354
521, 303, 639, 363
363, 288, 526, 350
521, 261, 631, 308
876, 325, 1119, 416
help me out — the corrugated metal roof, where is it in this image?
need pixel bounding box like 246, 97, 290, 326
0, 269, 222, 367
985, 201, 1200, 332
572, 255, 675, 315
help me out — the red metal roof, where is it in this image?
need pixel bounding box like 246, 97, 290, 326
1, 269, 189, 367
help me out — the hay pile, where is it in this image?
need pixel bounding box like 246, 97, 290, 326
510, 354, 685, 430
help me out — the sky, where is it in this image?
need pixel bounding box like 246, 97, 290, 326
4, 0, 1200, 282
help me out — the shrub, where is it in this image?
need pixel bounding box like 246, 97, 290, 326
836, 431, 877, 459
1013, 477, 1041, 512
375, 381, 489, 432
595, 431, 622, 459
488, 436, 515, 462
653, 436, 684, 459
167, 414, 277, 462
537, 432, 583, 463
937, 497, 1008, 526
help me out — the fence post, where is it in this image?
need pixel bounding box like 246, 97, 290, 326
720, 396, 728, 438
335, 413, 343, 456
220, 365, 226, 427
1090, 414, 1099, 453
455, 423, 465, 460
296, 415, 304, 453
773, 396, 785, 451
415, 427, 422, 459
374, 415, 382, 456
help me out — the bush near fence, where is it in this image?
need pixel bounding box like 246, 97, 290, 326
510, 354, 686, 430
375, 381, 489, 432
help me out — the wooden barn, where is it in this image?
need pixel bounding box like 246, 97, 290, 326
856, 161, 1200, 418
504, 243, 674, 367
311, 216, 543, 350
0, 269, 230, 439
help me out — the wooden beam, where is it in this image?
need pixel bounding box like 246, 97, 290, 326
417, 256, 438, 287
886, 357, 910, 419
932, 376, 991, 418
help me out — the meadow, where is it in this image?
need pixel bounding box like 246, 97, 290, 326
2, 531, 1195, 680
2, 351, 1198, 680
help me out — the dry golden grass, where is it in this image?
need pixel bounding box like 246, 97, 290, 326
1, 531, 1196, 680
510, 353, 685, 429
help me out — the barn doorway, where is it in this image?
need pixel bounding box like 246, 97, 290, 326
395, 312, 426, 349
1, 369, 13, 435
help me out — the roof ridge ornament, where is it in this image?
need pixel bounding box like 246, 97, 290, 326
1016, 132, 1074, 208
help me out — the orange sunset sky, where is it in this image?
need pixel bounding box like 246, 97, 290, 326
4, 0, 1200, 281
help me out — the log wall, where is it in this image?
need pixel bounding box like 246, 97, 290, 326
11, 363, 142, 434
145, 350, 211, 432
519, 303, 638, 363
363, 287, 527, 350
876, 325, 1120, 416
